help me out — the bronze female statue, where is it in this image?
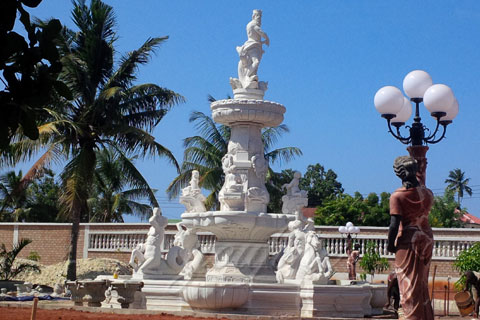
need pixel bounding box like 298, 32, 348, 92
387, 155, 434, 320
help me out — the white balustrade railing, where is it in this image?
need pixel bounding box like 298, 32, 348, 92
88, 227, 480, 260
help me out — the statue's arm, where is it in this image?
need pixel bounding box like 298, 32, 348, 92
387, 215, 401, 253
254, 25, 269, 46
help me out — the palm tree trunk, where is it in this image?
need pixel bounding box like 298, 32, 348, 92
67, 208, 81, 280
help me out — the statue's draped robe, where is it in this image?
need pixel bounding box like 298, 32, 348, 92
390, 186, 434, 320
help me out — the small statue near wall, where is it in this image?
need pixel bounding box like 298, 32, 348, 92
281, 171, 308, 214
346, 243, 360, 281
180, 170, 206, 213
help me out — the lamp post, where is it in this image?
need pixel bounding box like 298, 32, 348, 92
338, 222, 360, 254
374, 70, 458, 147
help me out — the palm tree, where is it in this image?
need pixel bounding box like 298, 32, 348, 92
167, 106, 302, 210
87, 148, 156, 222
5, 0, 183, 280
445, 168, 473, 208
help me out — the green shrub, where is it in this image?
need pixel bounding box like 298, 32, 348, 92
453, 242, 480, 290
27, 251, 41, 262
359, 241, 390, 282
0, 239, 40, 280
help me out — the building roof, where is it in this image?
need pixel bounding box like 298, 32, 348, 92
460, 212, 480, 225
302, 207, 316, 218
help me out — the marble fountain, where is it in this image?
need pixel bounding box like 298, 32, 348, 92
93, 10, 387, 318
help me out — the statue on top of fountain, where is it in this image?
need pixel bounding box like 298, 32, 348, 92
230, 9, 269, 99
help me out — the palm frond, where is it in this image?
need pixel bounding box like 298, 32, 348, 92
105, 37, 168, 89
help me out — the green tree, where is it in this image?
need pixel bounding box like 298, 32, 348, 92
0, 0, 69, 150
0, 170, 28, 221
359, 241, 390, 282
6, 0, 183, 280
315, 194, 367, 226
428, 189, 463, 228
167, 110, 302, 210
314, 191, 391, 227
361, 192, 391, 227
23, 169, 62, 222
300, 164, 344, 207
86, 148, 156, 222
445, 169, 473, 208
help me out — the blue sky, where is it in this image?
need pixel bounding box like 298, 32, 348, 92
21, 1, 480, 221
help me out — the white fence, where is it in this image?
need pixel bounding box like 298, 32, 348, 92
87, 226, 480, 261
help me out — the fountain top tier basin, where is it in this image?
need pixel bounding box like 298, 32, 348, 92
211, 99, 285, 128
181, 210, 294, 241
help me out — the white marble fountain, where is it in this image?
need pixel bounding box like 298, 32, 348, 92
98, 10, 387, 318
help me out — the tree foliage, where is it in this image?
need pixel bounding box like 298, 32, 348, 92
445, 168, 473, 208
266, 169, 295, 213
314, 192, 390, 227
0, 0, 70, 150
299, 164, 344, 207
87, 147, 156, 222
0, 238, 40, 281
5, 0, 183, 280
454, 242, 480, 289
428, 189, 464, 228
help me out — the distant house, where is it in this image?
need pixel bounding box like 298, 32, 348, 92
459, 211, 480, 229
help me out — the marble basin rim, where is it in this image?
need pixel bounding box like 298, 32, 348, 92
181, 210, 294, 241
181, 281, 249, 310
211, 99, 286, 127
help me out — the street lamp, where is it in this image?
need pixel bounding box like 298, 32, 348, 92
374, 70, 459, 146
338, 222, 360, 252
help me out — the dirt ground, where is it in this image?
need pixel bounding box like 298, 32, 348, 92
0, 306, 231, 320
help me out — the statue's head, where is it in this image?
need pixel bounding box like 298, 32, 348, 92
393, 156, 418, 188
153, 207, 162, 216
252, 9, 262, 23
288, 219, 303, 231
293, 171, 302, 179
192, 170, 199, 179
294, 231, 306, 252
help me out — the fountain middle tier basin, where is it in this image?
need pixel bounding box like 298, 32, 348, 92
181, 211, 294, 241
